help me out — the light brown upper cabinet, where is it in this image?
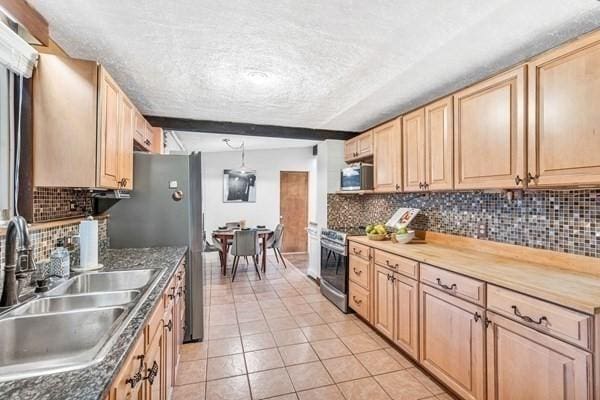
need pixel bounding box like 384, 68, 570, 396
402, 109, 426, 192
425, 96, 454, 190
344, 130, 373, 162
373, 118, 402, 192
528, 31, 600, 187
33, 54, 135, 189
454, 66, 527, 189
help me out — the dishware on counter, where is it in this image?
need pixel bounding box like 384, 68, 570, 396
394, 230, 416, 244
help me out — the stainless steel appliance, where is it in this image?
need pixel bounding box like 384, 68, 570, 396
319, 228, 350, 312
105, 152, 204, 342
340, 163, 373, 191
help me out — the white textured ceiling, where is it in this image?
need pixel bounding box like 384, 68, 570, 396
30, 0, 600, 132
172, 131, 319, 153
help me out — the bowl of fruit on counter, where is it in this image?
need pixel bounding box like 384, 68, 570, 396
393, 226, 415, 244
365, 224, 389, 241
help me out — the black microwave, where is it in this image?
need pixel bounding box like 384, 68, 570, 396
340, 163, 374, 191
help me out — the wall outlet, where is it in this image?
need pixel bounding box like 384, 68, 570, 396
69, 200, 77, 211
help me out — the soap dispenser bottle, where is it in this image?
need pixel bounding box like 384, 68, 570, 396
50, 238, 70, 279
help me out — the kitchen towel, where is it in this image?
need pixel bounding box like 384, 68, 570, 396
79, 218, 98, 269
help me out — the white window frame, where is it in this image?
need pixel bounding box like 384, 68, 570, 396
0, 65, 13, 225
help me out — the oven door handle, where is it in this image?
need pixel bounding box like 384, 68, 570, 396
320, 240, 347, 255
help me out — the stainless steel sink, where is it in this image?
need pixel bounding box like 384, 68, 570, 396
46, 269, 159, 296
0, 307, 126, 380
4, 291, 140, 317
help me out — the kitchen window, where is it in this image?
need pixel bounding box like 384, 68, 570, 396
0, 64, 12, 224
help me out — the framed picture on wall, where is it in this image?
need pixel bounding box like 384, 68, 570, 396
223, 169, 257, 202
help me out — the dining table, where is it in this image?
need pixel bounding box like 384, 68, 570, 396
212, 228, 274, 275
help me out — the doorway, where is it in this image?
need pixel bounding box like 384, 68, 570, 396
279, 171, 308, 254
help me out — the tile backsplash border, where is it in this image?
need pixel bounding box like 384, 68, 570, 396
327, 189, 600, 258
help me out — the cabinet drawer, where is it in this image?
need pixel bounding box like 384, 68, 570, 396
374, 250, 418, 279
487, 285, 592, 350
420, 263, 485, 306
146, 300, 165, 349
349, 241, 370, 260
349, 255, 369, 290
349, 281, 369, 320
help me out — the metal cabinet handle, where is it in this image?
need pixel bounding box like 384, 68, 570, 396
514, 175, 523, 185
436, 278, 457, 291
125, 355, 145, 389
144, 360, 159, 385
352, 296, 362, 305
423, 182, 429, 190
418, 182, 424, 189
353, 248, 362, 255
395, 184, 400, 191
385, 260, 397, 269
473, 312, 482, 323
527, 172, 538, 184
511, 305, 548, 325
167, 287, 175, 300
386, 273, 395, 282
353, 267, 362, 275
164, 319, 173, 332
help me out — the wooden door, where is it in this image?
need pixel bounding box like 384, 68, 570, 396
344, 138, 358, 161
119, 95, 134, 190
528, 31, 600, 187
454, 66, 526, 189
373, 265, 394, 339
110, 334, 146, 400
403, 108, 426, 192
393, 274, 419, 359
420, 284, 486, 400
135, 111, 147, 145
487, 312, 592, 400
425, 96, 454, 190
98, 67, 121, 189
145, 327, 165, 400
357, 131, 373, 158
373, 118, 402, 192
280, 171, 309, 253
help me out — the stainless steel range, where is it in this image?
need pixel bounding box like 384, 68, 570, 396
319, 227, 364, 313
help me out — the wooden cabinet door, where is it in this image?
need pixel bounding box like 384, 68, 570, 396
145, 121, 154, 150
110, 334, 146, 400
454, 66, 526, 189
145, 326, 165, 400
425, 96, 454, 191
373, 265, 395, 339
403, 108, 426, 192
486, 312, 592, 400
528, 31, 600, 187
373, 118, 402, 192
119, 95, 134, 190
98, 67, 121, 189
164, 303, 175, 400
135, 111, 147, 144
393, 274, 419, 359
344, 138, 358, 162
419, 284, 486, 400
357, 131, 373, 158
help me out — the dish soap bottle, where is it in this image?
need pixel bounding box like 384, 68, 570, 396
50, 238, 70, 279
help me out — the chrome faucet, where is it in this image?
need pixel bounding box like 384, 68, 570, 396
0, 216, 36, 307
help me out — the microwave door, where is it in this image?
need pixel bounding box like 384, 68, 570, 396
341, 167, 361, 191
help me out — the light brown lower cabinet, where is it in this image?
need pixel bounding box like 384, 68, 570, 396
374, 265, 395, 338
419, 284, 486, 400
486, 312, 592, 400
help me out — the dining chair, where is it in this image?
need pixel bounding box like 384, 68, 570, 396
230, 229, 261, 282
226, 221, 241, 230
266, 224, 286, 270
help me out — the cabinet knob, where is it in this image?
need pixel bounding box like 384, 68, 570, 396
514, 175, 524, 185
527, 172, 538, 184
352, 295, 362, 305
164, 319, 173, 332
395, 184, 400, 191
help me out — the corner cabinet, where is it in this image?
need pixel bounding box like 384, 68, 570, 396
453, 66, 526, 190
373, 118, 402, 192
527, 30, 600, 187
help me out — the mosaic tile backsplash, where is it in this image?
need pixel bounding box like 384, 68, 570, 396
328, 190, 600, 258
33, 187, 94, 222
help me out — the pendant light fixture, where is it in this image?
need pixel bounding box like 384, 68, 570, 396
223, 138, 250, 173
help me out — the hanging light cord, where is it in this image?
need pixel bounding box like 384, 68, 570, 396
223, 138, 246, 169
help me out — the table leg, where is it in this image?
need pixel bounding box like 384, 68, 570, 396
221, 240, 228, 275
262, 237, 267, 273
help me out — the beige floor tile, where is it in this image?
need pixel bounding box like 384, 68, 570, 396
173, 382, 206, 399
407, 368, 446, 395
208, 323, 240, 340
337, 377, 391, 400
340, 333, 382, 354
268, 316, 299, 331
259, 299, 285, 309
239, 320, 270, 336
245, 348, 284, 373
301, 325, 337, 342
356, 349, 403, 375
208, 337, 243, 358
374, 370, 433, 400
268, 395, 298, 400
436, 394, 457, 400
278, 343, 319, 366
287, 303, 315, 315
287, 361, 333, 391
181, 342, 208, 361
328, 320, 364, 337
205, 375, 251, 400
281, 296, 308, 306
176, 359, 207, 385
385, 348, 417, 368
367, 331, 392, 348
273, 328, 308, 346
206, 354, 246, 381
322, 355, 370, 383
248, 367, 295, 399
256, 291, 279, 300
293, 312, 325, 328
237, 310, 265, 323
242, 332, 276, 352
310, 338, 351, 359
297, 385, 344, 400
303, 294, 326, 303
211, 295, 234, 305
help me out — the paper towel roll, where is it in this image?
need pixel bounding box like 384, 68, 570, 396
79, 218, 98, 269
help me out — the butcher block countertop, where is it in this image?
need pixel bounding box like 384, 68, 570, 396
349, 233, 600, 315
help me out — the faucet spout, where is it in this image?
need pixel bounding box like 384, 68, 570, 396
1, 216, 34, 307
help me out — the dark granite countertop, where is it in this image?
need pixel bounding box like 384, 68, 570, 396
0, 246, 188, 400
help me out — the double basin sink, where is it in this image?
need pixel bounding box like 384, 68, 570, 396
0, 268, 162, 381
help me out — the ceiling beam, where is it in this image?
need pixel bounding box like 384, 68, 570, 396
144, 116, 358, 141
0, 0, 49, 46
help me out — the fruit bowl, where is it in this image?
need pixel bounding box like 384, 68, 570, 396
367, 233, 388, 241
394, 230, 415, 244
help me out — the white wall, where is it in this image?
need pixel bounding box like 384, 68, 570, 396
202, 147, 317, 236
315, 140, 346, 227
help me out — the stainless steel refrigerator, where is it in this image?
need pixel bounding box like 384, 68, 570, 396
107, 152, 204, 342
